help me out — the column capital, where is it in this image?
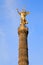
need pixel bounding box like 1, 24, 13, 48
18, 25, 29, 36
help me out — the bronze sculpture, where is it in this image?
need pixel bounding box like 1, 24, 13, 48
16, 9, 30, 25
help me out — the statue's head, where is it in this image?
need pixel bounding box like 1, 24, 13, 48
22, 9, 26, 12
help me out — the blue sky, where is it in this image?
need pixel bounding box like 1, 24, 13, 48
0, 0, 43, 65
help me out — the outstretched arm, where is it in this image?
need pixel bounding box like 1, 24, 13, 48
16, 9, 21, 15
26, 12, 30, 15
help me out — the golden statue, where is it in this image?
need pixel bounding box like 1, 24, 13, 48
16, 9, 30, 25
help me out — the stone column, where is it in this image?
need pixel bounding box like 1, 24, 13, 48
18, 24, 29, 65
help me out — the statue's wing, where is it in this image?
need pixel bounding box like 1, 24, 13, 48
16, 9, 21, 15
26, 12, 30, 15
17, 11, 21, 15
